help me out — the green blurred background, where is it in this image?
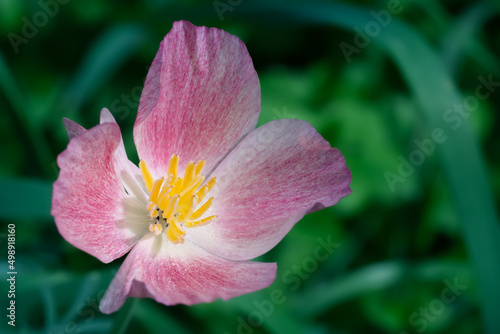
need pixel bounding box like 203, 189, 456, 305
1, 0, 499, 333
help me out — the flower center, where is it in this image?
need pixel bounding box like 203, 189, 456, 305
139, 154, 217, 244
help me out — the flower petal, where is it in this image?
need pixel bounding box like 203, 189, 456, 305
62, 108, 138, 179
52, 123, 143, 263
62, 118, 86, 140
186, 119, 352, 261
134, 20, 260, 177
99, 235, 276, 314
99, 108, 142, 183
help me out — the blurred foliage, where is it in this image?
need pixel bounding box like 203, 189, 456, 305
1, 0, 499, 333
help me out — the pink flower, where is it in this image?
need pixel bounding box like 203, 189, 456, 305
52, 21, 352, 314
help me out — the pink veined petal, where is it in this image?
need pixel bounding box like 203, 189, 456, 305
133, 20, 260, 178
62, 118, 86, 140
99, 235, 277, 314
63, 109, 133, 176
63, 107, 116, 140
99, 108, 142, 183
52, 123, 143, 263
61, 109, 144, 211
186, 119, 352, 261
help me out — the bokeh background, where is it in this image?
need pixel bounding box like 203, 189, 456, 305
1, 0, 499, 333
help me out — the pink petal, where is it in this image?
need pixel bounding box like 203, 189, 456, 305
63, 118, 86, 140
133, 21, 260, 177
52, 123, 142, 263
62, 109, 135, 177
99, 108, 141, 180
186, 119, 352, 261
99, 236, 276, 314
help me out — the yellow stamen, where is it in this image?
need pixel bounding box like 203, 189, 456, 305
149, 223, 162, 236
163, 195, 179, 220
179, 195, 198, 219
158, 182, 172, 199
179, 175, 205, 201
194, 160, 205, 176
195, 184, 208, 202
139, 160, 154, 192
184, 215, 218, 228
158, 192, 171, 211
168, 154, 179, 180
183, 161, 196, 186
207, 177, 216, 192
167, 221, 185, 244
188, 197, 213, 221
172, 177, 183, 195
139, 156, 217, 244
149, 178, 164, 203
150, 207, 159, 218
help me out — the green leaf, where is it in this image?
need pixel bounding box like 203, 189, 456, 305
134, 300, 192, 334
228, 290, 308, 334
237, 2, 500, 332
441, 3, 500, 76
61, 272, 103, 325
110, 298, 137, 334
41, 281, 57, 332
0, 49, 25, 115
0, 51, 54, 177
296, 261, 406, 316
62, 24, 149, 116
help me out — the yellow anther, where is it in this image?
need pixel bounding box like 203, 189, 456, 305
158, 182, 172, 199
162, 195, 179, 219
179, 175, 205, 200
188, 197, 213, 221
179, 195, 198, 219
168, 154, 179, 180
194, 177, 216, 202
166, 226, 183, 243
142, 155, 217, 243
183, 161, 196, 186
194, 160, 205, 176
207, 177, 216, 192
195, 185, 208, 202
149, 223, 162, 235
139, 160, 154, 192
158, 192, 171, 211
151, 207, 159, 218
166, 221, 185, 243
172, 177, 184, 195
149, 178, 164, 203
184, 215, 218, 228
159, 195, 173, 215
